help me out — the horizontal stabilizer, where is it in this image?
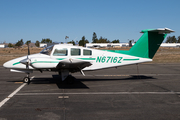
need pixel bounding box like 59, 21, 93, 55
141, 28, 174, 34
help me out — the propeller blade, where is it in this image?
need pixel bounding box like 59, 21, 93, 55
28, 44, 30, 55
26, 44, 30, 69
19, 45, 31, 69
27, 56, 29, 69
20, 58, 28, 64
26, 64, 29, 69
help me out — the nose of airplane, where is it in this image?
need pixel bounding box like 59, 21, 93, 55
3, 61, 11, 68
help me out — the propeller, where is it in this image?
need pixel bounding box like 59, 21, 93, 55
26, 44, 31, 69
28, 44, 30, 55
26, 56, 31, 69
20, 44, 31, 69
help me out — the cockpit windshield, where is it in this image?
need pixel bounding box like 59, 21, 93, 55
40, 45, 54, 55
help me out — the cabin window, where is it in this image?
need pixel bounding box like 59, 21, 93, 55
83, 49, 92, 55
71, 48, 81, 56
53, 48, 68, 56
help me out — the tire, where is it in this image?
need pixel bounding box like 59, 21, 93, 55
23, 77, 30, 83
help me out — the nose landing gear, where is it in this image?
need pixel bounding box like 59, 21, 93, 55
23, 74, 30, 83
23, 77, 30, 83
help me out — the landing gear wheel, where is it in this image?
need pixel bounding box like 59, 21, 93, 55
66, 75, 75, 84
23, 77, 30, 83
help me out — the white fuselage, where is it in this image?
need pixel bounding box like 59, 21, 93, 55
3, 44, 152, 72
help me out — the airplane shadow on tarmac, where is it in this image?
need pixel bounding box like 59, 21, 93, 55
31, 77, 90, 89
7, 75, 155, 89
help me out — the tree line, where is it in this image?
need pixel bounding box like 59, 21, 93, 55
165, 36, 180, 43
6, 34, 180, 48
7, 38, 52, 48
68, 32, 120, 47
6, 32, 120, 47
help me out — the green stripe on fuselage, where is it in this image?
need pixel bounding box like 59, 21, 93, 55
13, 62, 21, 66
56, 58, 66, 60
78, 58, 96, 60
123, 58, 139, 61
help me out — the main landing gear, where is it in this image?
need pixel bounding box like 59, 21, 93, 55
59, 70, 75, 84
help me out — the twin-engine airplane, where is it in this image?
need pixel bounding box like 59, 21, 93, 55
3, 28, 174, 83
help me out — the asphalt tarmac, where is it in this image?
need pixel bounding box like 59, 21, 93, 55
0, 64, 180, 120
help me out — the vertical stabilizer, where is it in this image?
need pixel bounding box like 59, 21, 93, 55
128, 28, 174, 59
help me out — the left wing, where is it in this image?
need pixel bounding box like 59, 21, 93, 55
56, 58, 92, 73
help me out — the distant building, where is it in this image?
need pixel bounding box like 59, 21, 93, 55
161, 43, 180, 47
86, 43, 135, 48
40, 43, 47, 48
0, 44, 5, 48
40, 43, 73, 48
86, 43, 180, 48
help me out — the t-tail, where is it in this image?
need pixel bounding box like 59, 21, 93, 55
108, 28, 174, 59
128, 28, 174, 59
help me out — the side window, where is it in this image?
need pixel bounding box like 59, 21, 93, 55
83, 49, 92, 55
71, 48, 81, 56
53, 48, 68, 56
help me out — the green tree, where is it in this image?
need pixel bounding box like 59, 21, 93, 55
68, 40, 75, 45
15, 39, 24, 47
25, 40, 31, 45
98, 36, 110, 43
177, 36, 180, 43
111, 39, 120, 43
79, 36, 89, 47
35, 40, 40, 47
92, 32, 98, 43
165, 36, 177, 43
8, 43, 13, 47
41, 38, 52, 43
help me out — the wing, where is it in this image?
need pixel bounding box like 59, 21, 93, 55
56, 58, 92, 72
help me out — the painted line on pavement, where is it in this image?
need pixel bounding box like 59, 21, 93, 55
73, 74, 180, 77
16, 91, 180, 96
0, 76, 35, 108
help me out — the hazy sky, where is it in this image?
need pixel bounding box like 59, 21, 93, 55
0, 0, 179, 43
